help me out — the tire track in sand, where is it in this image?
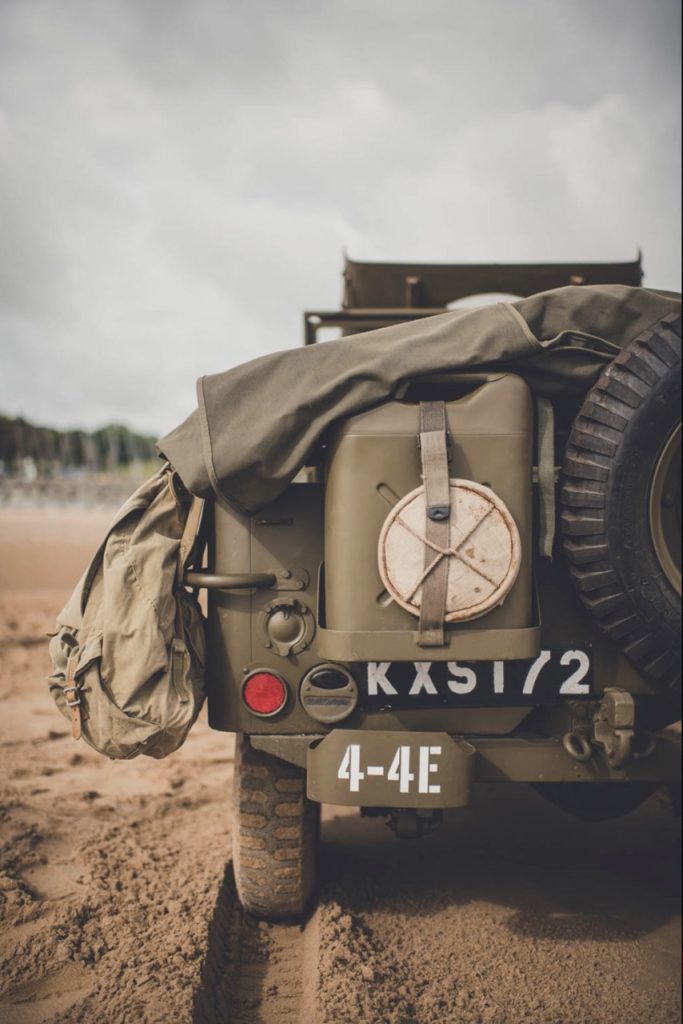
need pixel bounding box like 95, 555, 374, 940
194, 791, 680, 1024
192, 865, 319, 1024
230, 916, 319, 1024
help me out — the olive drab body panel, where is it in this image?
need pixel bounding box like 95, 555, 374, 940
205, 484, 326, 735
322, 373, 536, 660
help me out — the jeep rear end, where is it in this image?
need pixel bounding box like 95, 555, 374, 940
196, 256, 681, 920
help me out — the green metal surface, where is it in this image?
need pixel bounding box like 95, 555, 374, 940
306, 730, 475, 808
341, 255, 643, 310
251, 730, 681, 797
205, 481, 668, 736
323, 373, 535, 660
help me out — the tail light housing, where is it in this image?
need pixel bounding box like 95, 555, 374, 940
242, 671, 288, 717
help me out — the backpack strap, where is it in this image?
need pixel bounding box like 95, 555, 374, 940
174, 493, 205, 640
64, 652, 83, 741
417, 401, 451, 647
179, 495, 205, 578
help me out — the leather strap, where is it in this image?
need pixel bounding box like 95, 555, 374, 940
417, 401, 451, 646
65, 653, 82, 741
179, 496, 205, 577
536, 398, 556, 559
175, 493, 205, 640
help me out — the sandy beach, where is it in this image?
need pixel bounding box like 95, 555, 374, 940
0, 506, 680, 1024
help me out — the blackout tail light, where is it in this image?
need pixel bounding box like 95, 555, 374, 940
242, 671, 288, 717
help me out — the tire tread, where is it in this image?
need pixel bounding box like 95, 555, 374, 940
561, 316, 682, 690
233, 735, 319, 920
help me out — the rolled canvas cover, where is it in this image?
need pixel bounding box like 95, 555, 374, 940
158, 285, 681, 514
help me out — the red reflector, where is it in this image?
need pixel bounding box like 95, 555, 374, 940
242, 672, 287, 716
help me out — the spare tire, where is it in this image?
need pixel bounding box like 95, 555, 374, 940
561, 312, 681, 692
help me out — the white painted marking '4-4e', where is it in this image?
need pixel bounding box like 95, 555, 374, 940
338, 743, 442, 795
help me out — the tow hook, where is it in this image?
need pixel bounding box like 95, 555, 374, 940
592, 688, 636, 769
562, 729, 592, 762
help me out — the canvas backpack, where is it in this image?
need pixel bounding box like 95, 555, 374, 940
48, 465, 206, 759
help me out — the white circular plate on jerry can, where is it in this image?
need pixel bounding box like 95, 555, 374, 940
378, 479, 522, 623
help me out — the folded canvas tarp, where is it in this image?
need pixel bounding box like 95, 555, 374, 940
158, 285, 681, 515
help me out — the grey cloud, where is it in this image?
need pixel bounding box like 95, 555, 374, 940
0, 0, 680, 436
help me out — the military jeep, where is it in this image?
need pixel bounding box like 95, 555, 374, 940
191, 256, 681, 920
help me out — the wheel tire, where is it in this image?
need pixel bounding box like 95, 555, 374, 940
232, 734, 320, 920
561, 312, 682, 692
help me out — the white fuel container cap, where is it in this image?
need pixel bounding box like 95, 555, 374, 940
378, 479, 522, 623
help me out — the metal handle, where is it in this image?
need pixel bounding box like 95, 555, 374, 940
184, 571, 276, 590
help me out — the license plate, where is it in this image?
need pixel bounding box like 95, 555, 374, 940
307, 730, 474, 808
360, 646, 593, 709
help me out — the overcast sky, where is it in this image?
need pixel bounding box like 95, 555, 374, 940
1, 0, 680, 437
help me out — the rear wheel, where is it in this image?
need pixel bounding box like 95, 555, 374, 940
232, 735, 320, 920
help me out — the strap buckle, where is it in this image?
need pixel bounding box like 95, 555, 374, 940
63, 685, 81, 708
426, 504, 450, 521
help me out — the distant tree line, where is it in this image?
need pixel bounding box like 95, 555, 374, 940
0, 414, 158, 475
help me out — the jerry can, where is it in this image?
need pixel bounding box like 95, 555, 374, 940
319, 373, 540, 661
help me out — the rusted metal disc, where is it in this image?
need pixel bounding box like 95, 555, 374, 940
378, 479, 521, 622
